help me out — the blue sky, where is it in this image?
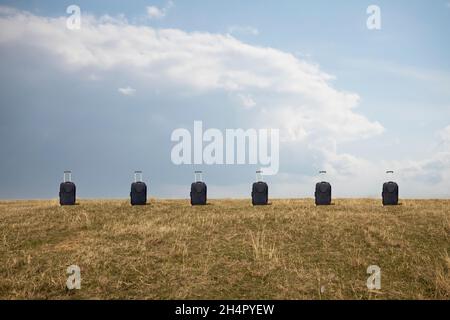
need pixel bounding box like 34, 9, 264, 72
0, 1, 449, 199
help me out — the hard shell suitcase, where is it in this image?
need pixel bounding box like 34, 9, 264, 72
252, 171, 268, 205
382, 171, 399, 206
315, 171, 331, 206
190, 171, 207, 206
59, 171, 76, 206
130, 171, 147, 206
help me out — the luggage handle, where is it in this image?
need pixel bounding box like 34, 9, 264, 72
386, 170, 394, 180
134, 171, 143, 183
194, 171, 203, 182
318, 170, 327, 182
256, 170, 263, 182
63, 171, 72, 183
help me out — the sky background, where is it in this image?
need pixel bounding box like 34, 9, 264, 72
0, 0, 449, 199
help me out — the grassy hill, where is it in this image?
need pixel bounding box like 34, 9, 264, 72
0, 199, 448, 299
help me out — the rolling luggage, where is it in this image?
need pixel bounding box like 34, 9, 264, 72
252, 170, 268, 205
130, 171, 147, 206
315, 171, 331, 206
382, 171, 399, 206
190, 171, 207, 206
59, 171, 76, 206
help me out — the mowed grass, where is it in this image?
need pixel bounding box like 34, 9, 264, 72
0, 199, 448, 300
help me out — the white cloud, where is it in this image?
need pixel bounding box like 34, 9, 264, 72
386, 125, 450, 190
227, 25, 259, 36
0, 7, 383, 147
0, 7, 393, 192
118, 86, 136, 96
438, 125, 450, 148
147, 1, 174, 19
236, 93, 256, 108
401, 152, 450, 184
147, 6, 165, 19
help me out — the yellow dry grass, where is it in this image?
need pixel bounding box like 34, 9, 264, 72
0, 199, 448, 300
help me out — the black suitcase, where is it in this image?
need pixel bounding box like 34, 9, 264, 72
252, 171, 268, 205
130, 171, 147, 206
382, 171, 398, 206
315, 171, 331, 206
59, 171, 76, 206
315, 182, 332, 205
190, 171, 207, 206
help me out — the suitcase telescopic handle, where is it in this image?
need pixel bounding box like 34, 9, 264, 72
386, 170, 394, 179
64, 171, 72, 183
318, 170, 327, 182
256, 170, 263, 182
134, 171, 143, 183
194, 171, 203, 182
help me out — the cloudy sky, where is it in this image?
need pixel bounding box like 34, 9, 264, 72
0, 0, 449, 199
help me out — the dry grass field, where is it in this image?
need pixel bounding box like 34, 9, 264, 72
0, 199, 449, 300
